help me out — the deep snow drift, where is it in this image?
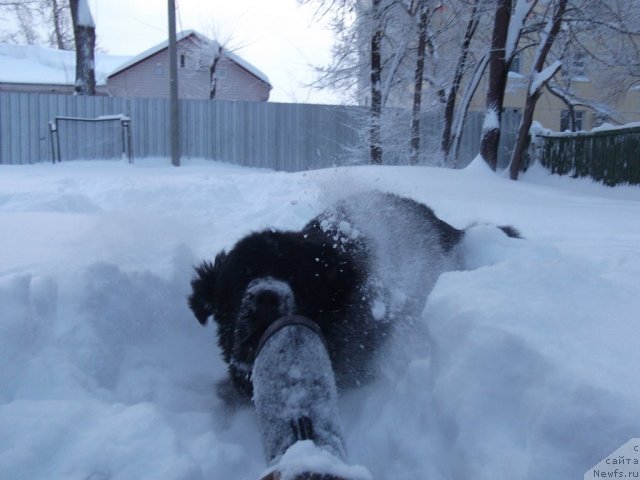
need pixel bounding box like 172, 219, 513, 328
1, 159, 639, 480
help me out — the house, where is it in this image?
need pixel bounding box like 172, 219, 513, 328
106, 30, 272, 101
0, 30, 272, 102
0, 42, 128, 95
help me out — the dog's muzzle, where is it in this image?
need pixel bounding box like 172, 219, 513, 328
241, 277, 295, 322
232, 277, 296, 370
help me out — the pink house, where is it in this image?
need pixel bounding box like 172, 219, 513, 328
107, 30, 272, 101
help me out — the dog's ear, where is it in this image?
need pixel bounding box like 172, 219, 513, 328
188, 252, 226, 325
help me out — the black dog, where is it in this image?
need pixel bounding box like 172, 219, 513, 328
189, 191, 511, 398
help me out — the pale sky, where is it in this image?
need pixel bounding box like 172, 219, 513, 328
90, 0, 339, 104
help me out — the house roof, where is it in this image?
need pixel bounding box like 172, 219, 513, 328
108, 30, 271, 87
0, 42, 130, 86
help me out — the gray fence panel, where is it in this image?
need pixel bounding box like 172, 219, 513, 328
0, 91, 517, 170
497, 109, 522, 169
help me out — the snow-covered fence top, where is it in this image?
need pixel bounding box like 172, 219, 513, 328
537, 124, 640, 186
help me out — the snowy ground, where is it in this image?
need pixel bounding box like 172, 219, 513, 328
1, 158, 639, 480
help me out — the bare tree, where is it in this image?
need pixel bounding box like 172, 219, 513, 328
300, 0, 409, 164
0, 0, 72, 49
478, 0, 511, 170
69, 0, 95, 95
480, 0, 541, 171
369, 0, 384, 164
48, 0, 72, 49
409, 0, 429, 165
440, 0, 480, 161
509, 0, 568, 180
449, 51, 489, 165
1, 1, 39, 44
208, 42, 224, 99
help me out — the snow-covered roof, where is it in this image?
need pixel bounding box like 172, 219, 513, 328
0, 43, 130, 86
108, 30, 271, 87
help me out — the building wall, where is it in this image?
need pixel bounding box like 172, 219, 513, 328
107, 37, 270, 101
213, 56, 270, 102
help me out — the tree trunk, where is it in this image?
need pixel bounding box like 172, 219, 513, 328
450, 53, 489, 166
479, 0, 511, 170
441, 0, 480, 159
209, 43, 223, 99
410, 1, 429, 165
508, 92, 538, 180
509, 0, 567, 180
70, 0, 95, 95
369, 0, 383, 165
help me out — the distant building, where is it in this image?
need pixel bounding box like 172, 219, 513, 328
0, 30, 272, 102
107, 30, 272, 101
0, 43, 127, 95
468, 49, 640, 132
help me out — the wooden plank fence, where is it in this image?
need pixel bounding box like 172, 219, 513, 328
0, 91, 519, 170
538, 125, 640, 186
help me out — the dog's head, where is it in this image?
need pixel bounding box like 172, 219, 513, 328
188, 229, 363, 395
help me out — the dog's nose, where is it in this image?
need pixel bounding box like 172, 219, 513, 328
255, 290, 280, 315
242, 277, 296, 325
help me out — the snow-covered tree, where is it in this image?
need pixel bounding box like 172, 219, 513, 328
302, 0, 639, 170
70, 0, 95, 95
299, 0, 412, 164
301, 0, 465, 164
368, 0, 384, 164
409, 0, 429, 165
479, 0, 640, 177
440, 0, 481, 162
509, 0, 567, 180
479, 0, 537, 171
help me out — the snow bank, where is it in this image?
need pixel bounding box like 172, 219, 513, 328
1, 159, 639, 480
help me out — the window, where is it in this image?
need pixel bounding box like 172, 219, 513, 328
154, 63, 164, 76
217, 68, 228, 79
563, 50, 588, 81
570, 51, 586, 79
198, 54, 210, 70
509, 54, 521, 74
560, 109, 584, 131
180, 54, 186, 68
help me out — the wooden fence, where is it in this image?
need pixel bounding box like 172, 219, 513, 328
0, 91, 519, 170
538, 125, 640, 186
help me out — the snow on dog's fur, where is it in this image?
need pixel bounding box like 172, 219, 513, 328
188, 191, 513, 398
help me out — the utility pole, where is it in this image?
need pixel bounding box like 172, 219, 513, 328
168, 0, 180, 166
